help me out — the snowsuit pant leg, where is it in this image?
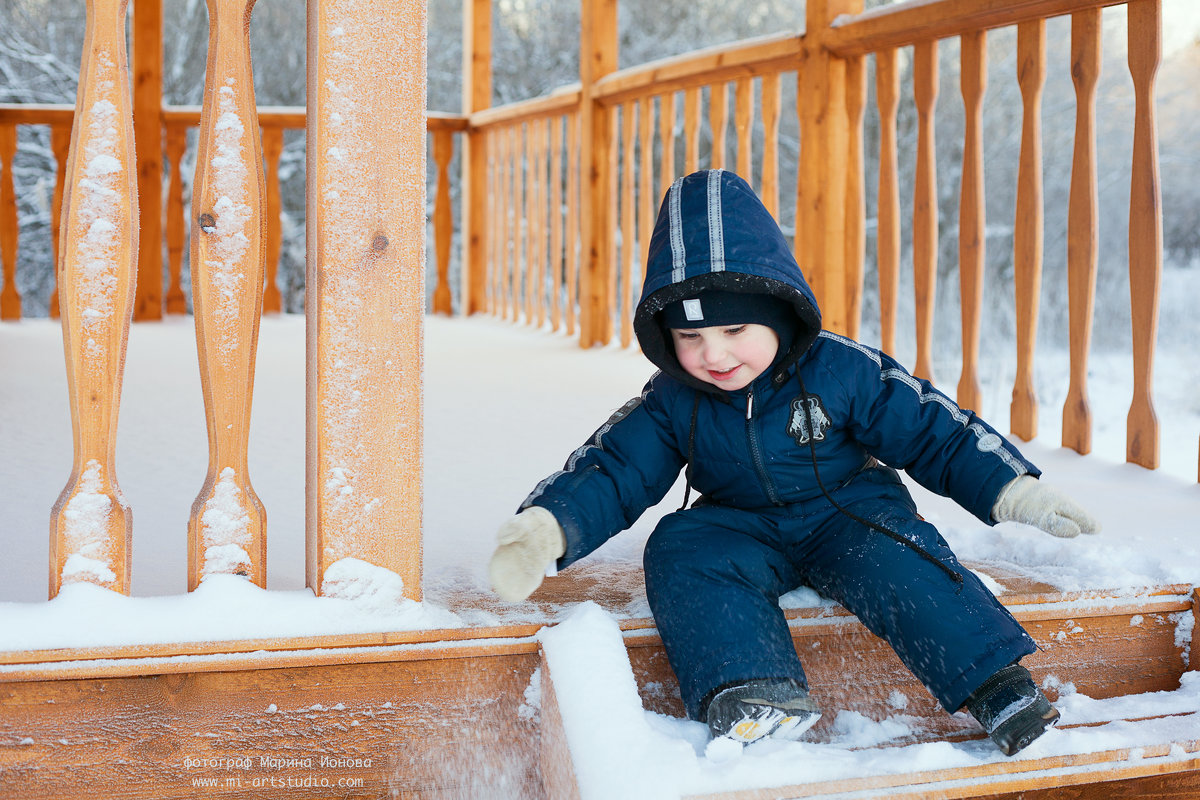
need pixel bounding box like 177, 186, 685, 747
643, 505, 807, 720
792, 466, 1038, 713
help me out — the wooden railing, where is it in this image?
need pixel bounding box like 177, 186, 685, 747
467, 0, 1178, 477
2, 0, 432, 601
0, 105, 464, 320
0, 0, 1188, 606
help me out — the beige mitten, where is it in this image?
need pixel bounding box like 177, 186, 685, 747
992, 475, 1100, 538
488, 506, 567, 602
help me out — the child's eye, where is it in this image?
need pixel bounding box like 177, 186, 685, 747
674, 331, 700, 341
724, 325, 747, 335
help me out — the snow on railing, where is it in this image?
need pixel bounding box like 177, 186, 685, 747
48, 0, 138, 598
19, 0, 432, 601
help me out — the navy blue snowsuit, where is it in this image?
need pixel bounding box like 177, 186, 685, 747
523, 169, 1038, 721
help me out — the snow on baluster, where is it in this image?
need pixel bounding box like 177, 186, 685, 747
308, 0, 426, 600
187, 0, 267, 590
49, 0, 138, 598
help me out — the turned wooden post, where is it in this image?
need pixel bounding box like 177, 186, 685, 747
1063, 10, 1101, 455
734, 77, 753, 181
261, 124, 284, 314
0, 123, 19, 320
187, 0, 267, 591
911, 39, 939, 383
463, 0, 491, 315
578, 0, 618, 348
958, 30, 987, 413
796, 0, 861, 337
619, 103, 635, 348
550, 116, 565, 331
844, 55, 866, 342
875, 47, 900, 356
49, 0, 139, 597
131, 0, 163, 320
1126, 0, 1161, 470
432, 129, 454, 316
163, 122, 188, 314
760, 74, 780, 221
565, 111, 580, 335
307, 0, 427, 600
48, 123, 72, 319
1011, 20, 1046, 441
709, 82, 728, 170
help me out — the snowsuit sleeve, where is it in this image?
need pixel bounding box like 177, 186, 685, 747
520, 373, 686, 569
816, 334, 1039, 523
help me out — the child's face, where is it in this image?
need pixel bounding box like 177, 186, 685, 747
669, 323, 779, 391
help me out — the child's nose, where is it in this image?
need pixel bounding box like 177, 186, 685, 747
701, 339, 726, 363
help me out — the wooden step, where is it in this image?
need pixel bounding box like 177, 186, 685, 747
677, 739, 1200, 799
538, 596, 1200, 800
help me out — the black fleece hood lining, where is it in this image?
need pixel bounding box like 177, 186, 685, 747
633, 270, 822, 395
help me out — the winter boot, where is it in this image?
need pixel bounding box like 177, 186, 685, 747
964, 663, 1060, 756
705, 678, 822, 743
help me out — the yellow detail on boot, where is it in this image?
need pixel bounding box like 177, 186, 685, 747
732, 720, 765, 741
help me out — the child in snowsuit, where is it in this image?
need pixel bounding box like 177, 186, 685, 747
489, 169, 1098, 755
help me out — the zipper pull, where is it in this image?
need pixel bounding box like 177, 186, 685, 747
746, 389, 754, 420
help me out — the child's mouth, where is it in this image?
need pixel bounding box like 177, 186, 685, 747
708, 365, 741, 381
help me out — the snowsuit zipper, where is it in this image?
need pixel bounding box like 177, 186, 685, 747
745, 387, 785, 506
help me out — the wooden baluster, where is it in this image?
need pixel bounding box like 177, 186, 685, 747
620, 102, 635, 348
760, 73, 780, 221
709, 82, 728, 170
514, 124, 525, 323
0, 123, 19, 320
876, 47, 900, 355
528, 120, 541, 327
606, 110, 620, 343
659, 91, 676, 190
164, 124, 188, 313
537, 119, 550, 328
735, 77, 753, 182
549, 117, 563, 331
566, 112, 580, 335
187, 0, 267, 591
307, 0, 427, 599
684, 86, 700, 174
912, 39, 939, 383
958, 30, 987, 413
499, 126, 512, 319
486, 130, 497, 315
261, 125, 283, 314
1011, 19, 1046, 441
1063, 10, 1101, 454
49, 123, 72, 319
578, 0, 617, 348
525, 120, 538, 326
638, 96, 655, 330
432, 129, 454, 315
49, 0, 138, 597
845, 55, 866, 342
1126, 0, 1161, 469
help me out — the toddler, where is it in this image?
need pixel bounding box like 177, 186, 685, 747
489, 169, 1097, 755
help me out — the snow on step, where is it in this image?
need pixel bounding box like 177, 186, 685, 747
540, 603, 1200, 800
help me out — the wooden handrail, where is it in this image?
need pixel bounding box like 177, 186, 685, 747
826, 0, 1128, 55
592, 32, 803, 105
468, 87, 581, 129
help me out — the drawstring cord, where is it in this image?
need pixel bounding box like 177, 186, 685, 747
678, 392, 701, 511
795, 375, 964, 592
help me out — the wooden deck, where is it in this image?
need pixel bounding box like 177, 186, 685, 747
1, 562, 1196, 799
